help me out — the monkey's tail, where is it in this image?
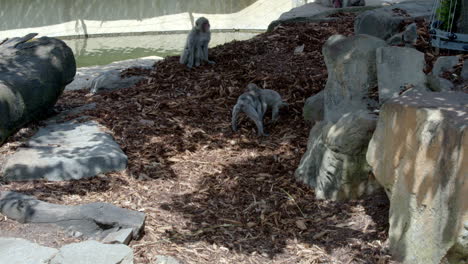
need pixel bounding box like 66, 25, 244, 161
231, 103, 241, 131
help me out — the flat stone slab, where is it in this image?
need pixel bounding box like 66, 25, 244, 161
66, 56, 162, 91
0, 238, 134, 264
0, 191, 146, 243
50, 240, 133, 264
0, 237, 58, 264
2, 120, 127, 181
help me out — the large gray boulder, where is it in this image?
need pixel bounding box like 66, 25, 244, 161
355, 1, 432, 41
322, 34, 385, 122
367, 91, 468, 263
0, 33, 76, 145
0, 191, 146, 243
296, 34, 386, 200
296, 111, 381, 200
376, 46, 428, 103
0, 237, 58, 264
2, 120, 128, 181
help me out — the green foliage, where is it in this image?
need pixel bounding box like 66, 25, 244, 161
436, 0, 461, 31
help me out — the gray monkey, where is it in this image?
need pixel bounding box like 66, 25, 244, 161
231, 88, 268, 136
180, 17, 215, 68
246, 83, 288, 123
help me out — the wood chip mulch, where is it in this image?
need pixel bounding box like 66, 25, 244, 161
1, 13, 406, 264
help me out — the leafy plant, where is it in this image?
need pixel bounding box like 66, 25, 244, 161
436, 0, 461, 31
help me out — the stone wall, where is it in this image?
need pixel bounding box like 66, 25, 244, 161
0, 0, 297, 39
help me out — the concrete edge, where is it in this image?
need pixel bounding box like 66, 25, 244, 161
57, 28, 266, 40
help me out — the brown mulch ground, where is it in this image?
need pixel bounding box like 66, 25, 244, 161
8, 13, 466, 263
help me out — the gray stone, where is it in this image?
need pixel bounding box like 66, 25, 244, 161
367, 91, 468, 263
462, 59, 468, 80
268, 4, 378, 32
432, 56, 460, 77
324, 110, 378, 155
322, 34, 386, 122
295, 111, 381, 200
0, 191, 146, 242
295, 121, 329, 188
303, 91, 324, 124
427, 74, 454, 92
90, 69, 146, 94
0, 237, 58, 264
343, 0, 365, 7
0, 33, 76, 145
388, 23, 419, 46
355, 1, 432, 40
50, 240, 133, 264
155, 255, 182, 264
376, 46, 428, 103
102, 228, 134, 245
66, 56, 160, 91
403, 23, 418, 45
386, 32, 404, 46
2, 120, 128, 181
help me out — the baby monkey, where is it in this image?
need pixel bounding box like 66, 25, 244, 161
231, 83, 287, 136
246, 83, 288, 123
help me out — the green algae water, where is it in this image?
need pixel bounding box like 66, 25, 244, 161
63, 32, 258, 68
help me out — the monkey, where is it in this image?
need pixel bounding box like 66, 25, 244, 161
231, 88, 269, 137
180, 17, 215, 68
246, 83, 288, 124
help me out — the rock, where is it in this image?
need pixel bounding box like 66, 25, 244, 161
324, 110, 378, 155
462, 59, 468, 80
322, 34, 385, 122
295, 122, 329, 188
0, 33, 76, 145
366, 91, 468, 263
0, 191, 146, 242
295, 111, 381, 200
376, 46, 428, 103
50, 240, 133, 264
355, 1, 432, 40
427, 74, 454, 92
66, 56, 161, 91
268, 4, 378, 32
432, 56, 460, 77
155, 255, 183, 264
386, 23, 418, 46
303, 91, 324, 124
403, 23, 418, 45
2, 120, 128, 181
343, 0, 365, 7
102, 228, 134, 245
294, 44, 305, 54
90, 69, 146, 94
0, 237, 58, 264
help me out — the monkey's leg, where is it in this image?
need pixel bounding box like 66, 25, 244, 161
204, 45, 215, 64
244, 104, 269, 136
272, 104, 280, 123
231, 104, 241, 132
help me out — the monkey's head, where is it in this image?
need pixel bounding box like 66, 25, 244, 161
246, 83, 261, 92
333, 0, 343, 8
195, 17, 210, 32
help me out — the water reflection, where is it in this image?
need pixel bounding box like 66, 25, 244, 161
63, 32, 258, 67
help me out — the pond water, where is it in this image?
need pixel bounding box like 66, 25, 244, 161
63, 32, 258, 68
